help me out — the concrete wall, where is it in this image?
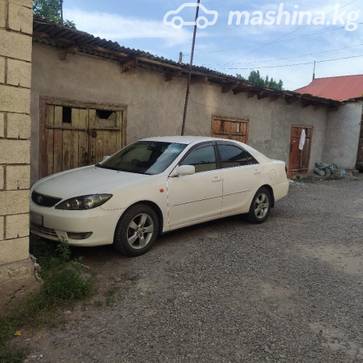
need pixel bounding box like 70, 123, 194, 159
31, 43, 332, 181
323, 102, 363, 169
0, 0, 36, 310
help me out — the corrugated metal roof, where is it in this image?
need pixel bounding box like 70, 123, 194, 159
33, 16, 342, 108
33, 16, 237, 83
295, 75, 363, 101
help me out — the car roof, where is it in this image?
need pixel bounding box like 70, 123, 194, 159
141, 136, 222, 145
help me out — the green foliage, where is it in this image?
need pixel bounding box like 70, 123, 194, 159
237, 70, 284, 90
42, 262, 91, 303
33, 0, 61, 22
33, 0, 76, 28
0, 344, 25, 363
31, 241, 92, 306
0, 241, 92, 362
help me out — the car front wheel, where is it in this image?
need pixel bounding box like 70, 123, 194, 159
114, 204, 159, 257
247, 187, 272, 224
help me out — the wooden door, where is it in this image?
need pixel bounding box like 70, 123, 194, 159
43, 104, 124, 177
288, 126, 312, 176
356, 114, 363, 170
88, 109, 123, 165
45, 105, 89, 176
212, 117, 249, 143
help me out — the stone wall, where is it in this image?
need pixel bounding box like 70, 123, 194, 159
0, 0, 35, 310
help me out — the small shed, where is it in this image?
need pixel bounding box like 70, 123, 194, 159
30, 17, 362, 181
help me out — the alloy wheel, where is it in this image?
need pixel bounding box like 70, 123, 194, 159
254, 192, 270, 219
127, 213, 154, 249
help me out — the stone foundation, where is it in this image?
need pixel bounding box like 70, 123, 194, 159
0, 258, 39, 313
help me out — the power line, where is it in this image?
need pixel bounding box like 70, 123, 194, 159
196, 0, 362, 58
243, 0, 361, 51
210, 22, 362, 67
220, 42, 363, 69
225, 53, 363, 70
200, 20, 363, 69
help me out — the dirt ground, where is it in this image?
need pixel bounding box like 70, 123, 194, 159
21, 177, 363, 362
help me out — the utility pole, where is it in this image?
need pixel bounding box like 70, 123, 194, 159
178, 51, 183, 64
60, 0, 64, 23
181, 0, 201, 136
312, 60, 316, 80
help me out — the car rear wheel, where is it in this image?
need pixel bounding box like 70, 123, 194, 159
114, 204, 159, 257
247, 187, 272, 224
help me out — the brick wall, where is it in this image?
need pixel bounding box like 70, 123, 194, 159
0, 0, 32, 267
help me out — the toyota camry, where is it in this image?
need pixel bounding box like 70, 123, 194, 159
30, 137, 289, 256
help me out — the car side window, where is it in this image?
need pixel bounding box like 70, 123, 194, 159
218, 144, 258, 168
181, 145, 217, 173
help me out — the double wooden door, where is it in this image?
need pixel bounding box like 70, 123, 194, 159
288, 126, 312, 176
42, 104, 125, 177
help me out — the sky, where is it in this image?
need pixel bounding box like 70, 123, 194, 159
63, 0, 363, 90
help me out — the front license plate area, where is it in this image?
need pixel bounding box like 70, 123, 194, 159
30, 212, 43, 226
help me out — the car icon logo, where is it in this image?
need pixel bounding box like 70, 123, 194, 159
37, 195, 43, 204
163, 3, 219, 29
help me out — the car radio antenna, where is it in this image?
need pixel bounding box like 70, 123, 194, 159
181, 0, 201, 136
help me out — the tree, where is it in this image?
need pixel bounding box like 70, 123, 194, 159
237, 70, 284, 90
33, 0, 75, 28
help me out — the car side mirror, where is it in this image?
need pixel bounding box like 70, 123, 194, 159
170, 165, 196, 177
102, 155, 110, 162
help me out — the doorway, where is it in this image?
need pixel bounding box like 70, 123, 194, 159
40, 100, 126, 178
288, 126, 313, 176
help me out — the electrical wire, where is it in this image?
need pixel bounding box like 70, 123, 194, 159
225, 53, 363, 70
219, 42, 363, 69
201, 0, 362, 57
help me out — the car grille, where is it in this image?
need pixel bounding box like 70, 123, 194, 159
32, 191, 62, 207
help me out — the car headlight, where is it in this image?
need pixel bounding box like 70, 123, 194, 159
55, 194, 112, 210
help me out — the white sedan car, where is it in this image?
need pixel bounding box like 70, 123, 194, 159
30, 137, 289, 256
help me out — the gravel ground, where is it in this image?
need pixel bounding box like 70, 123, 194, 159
23, 177, 363, 362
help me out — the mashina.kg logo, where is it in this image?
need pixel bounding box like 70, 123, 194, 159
163, 3, 219, 29
164, 3, 360, 32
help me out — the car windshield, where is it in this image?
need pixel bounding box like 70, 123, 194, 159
96, 141, 187, 175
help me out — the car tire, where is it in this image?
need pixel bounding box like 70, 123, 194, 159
247, 187, 272, 224
113, 204, 160, 257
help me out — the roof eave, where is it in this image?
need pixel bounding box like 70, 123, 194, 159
32, 16, 342, 109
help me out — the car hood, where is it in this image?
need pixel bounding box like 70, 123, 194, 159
33, 166, 150, 199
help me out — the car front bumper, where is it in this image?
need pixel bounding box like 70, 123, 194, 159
30, 201, 124, 247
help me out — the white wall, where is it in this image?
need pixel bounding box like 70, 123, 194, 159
323, 102, 363, 169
